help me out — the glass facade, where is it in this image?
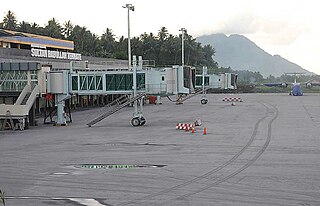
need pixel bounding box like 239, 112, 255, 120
106, 73, 145, 91
196, 76, 210, 86
0, 70, 38, 91
72, 74, 103, 91
71, 73, 145, 92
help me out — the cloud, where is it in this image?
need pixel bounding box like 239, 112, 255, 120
214, 12, 307, 46
217, 12, 259, 34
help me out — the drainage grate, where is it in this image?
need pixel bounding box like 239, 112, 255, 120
75, 164, 166, 169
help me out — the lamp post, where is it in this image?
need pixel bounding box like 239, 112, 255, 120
179, 28, 186, 67
123, 4, 135, 70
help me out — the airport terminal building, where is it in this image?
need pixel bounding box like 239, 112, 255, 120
0, 29, 129, 128
0, 28, 127, 94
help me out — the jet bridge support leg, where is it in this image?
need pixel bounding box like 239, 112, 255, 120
131, 96, 145, 127
131, 55, 146, 127
55, 94, 70, 126
156, 96, 162, 104
56, 101, 66, 126
201, 66, 208, 105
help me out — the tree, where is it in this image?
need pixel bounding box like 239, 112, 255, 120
165, 34, 181, 65
100, 28, 116, 57
201, 44, 217, 68
137, 32, 158, 63
70, 25, 87, 54
158, 27, 168, 42
44, 18, 62, 38
62, 20, 73, 39
113, 36, 128, 59
3, 10, 17, 30
29, 22, 46, 35
17, 21, 31, 33
266, 75, 276, 83
157, 27, 169, 66
69, 25, 100, 56
84, 32, 100, 56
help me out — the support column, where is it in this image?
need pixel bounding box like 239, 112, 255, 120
28, 103, 36, 126
27, 71, 32, 86
156, 96, 162, 104
56, 100, 66, 126
55, 94, 69, 126
132, 55, 138, 117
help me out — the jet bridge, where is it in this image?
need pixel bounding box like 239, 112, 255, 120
0, 58, 237, 128
46, 56, 196, 126
195, 73, 238, 90
45, 56, 238, 127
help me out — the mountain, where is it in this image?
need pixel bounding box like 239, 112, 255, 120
196, 34, 313, 77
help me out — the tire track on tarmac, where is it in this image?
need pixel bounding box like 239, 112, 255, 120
117, 102, 276, 206
153, 103, 279, 205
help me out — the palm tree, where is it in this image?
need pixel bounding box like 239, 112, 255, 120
158, 27, 168, 41
100, 28, 116, 57
3, 10, 17, 30
44, 18, 62, 38
114, 36, 128, 59
62, 20, 73, 39
157, 27, 169, 65
18, 21, 31, 33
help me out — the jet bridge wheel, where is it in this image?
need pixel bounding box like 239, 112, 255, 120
131, 117, 146, 126
131, 117, 140, 127
201, 98, 208, 104
140, 117, 146, 126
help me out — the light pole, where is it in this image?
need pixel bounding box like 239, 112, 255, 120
123, 4, 135, 70
179, 28, 186, 67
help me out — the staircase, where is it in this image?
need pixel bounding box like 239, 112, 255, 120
87, 93, 145, 127
0, 85, 39, 130
178, 88, 210, 103
21, 92, 31, 105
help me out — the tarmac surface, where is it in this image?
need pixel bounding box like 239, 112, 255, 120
1, 93, 320, 206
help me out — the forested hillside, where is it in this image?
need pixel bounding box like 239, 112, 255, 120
197, 34, 313, 77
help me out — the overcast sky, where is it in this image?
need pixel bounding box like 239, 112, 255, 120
1, 0, 319, 75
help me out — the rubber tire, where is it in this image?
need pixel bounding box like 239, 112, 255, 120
201, 99, 208, 104
131, 117, 140, 127
140, 117, 146, 126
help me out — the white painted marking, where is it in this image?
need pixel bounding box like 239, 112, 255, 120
69, 198, 105, 206
52, 172, 69, 175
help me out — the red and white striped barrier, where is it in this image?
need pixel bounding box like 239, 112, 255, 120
222, 97, 243, 102
176, 123, 194, 130
176, 121, 206, 134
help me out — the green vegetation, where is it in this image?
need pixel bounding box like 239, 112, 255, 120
1, 10, 217, 69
